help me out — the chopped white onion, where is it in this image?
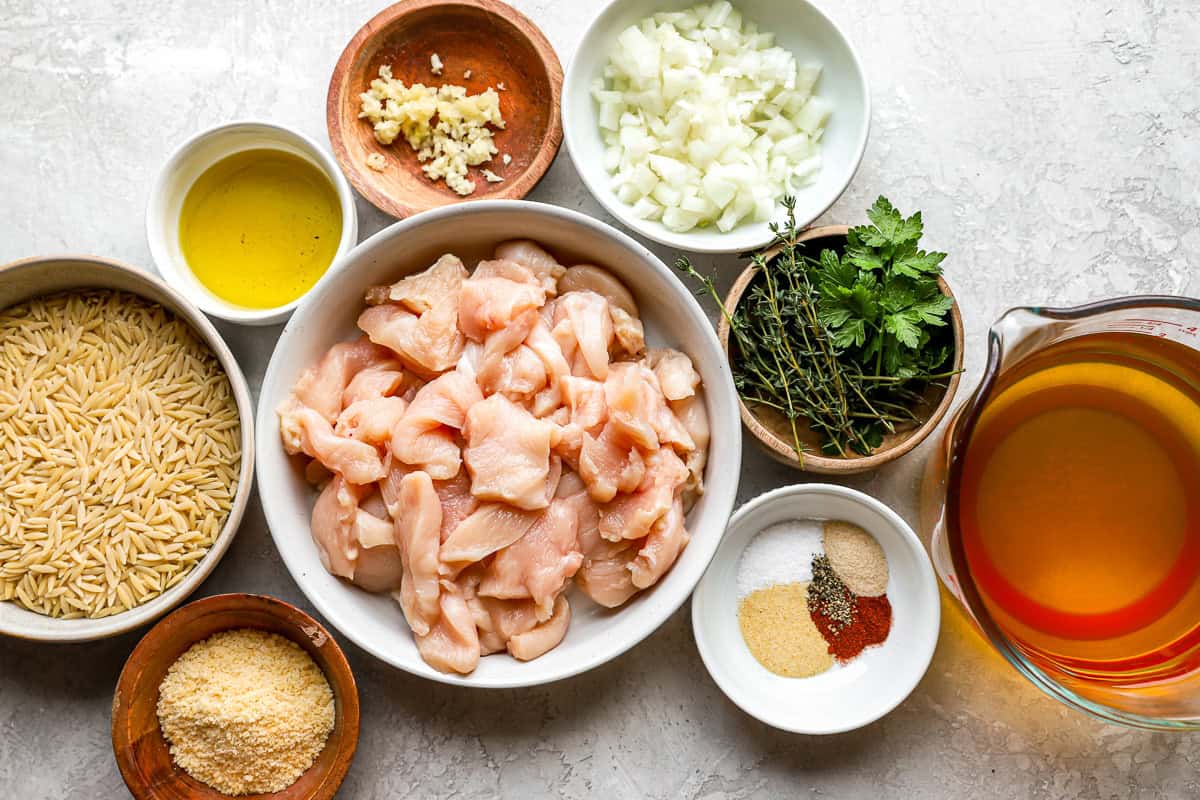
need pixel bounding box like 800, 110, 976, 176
594, 1, 829, 233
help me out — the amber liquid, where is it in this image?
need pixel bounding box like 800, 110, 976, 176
959, 333, 1200, 681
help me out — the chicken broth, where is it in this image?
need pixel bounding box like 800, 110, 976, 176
959, 333, 1200, 680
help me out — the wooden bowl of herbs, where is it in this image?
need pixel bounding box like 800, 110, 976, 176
682, 197, 963, 474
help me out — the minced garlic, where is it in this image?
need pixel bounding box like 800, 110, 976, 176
156, 629, 335, 796
366, 152, 386, 171
359, 64, 505, 195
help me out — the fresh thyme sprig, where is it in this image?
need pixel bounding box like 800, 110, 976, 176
677, 196, 960, 462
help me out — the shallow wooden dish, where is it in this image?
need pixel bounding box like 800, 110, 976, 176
112, 594, 359, 800
327, 0, 563, 218
718, 225, 964, 474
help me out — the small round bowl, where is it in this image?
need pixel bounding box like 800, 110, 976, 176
0, 256, 255, 643
327, 0, 564, 219
719, 225, 964, 474
692, 484, 940, 734
147, 120, 359, 326
112, 593, 359, 800
563, 0, 870, 253
257, 199, 741, 688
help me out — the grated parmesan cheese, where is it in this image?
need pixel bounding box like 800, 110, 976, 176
156, 629, 335, 796
358, 65, 506, 195
481, 168, 504, 183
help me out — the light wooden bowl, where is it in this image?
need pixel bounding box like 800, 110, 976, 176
327, 0, 563, 218
718, 225, 964, 474
112, 594, 359, 800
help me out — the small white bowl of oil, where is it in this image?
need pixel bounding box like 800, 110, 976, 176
691, 483, 940, 734
147, 121, 358, 326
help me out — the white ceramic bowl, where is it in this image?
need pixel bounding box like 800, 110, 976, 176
0, 255, 256, 643
257, 199, 741, 688
146, 120, 359, 326
692, 484, 939, 733
563, 0, 870, 253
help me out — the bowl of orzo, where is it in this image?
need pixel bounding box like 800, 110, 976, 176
0, 255, 254, 642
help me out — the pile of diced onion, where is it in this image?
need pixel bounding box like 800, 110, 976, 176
593, 2, 830, 233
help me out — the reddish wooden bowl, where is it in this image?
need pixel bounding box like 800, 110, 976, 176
327, 0, 564, 218
112, 594, 359, 800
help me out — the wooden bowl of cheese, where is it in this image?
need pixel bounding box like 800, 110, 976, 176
327, 0, 564, 218
111, 593, 359, 800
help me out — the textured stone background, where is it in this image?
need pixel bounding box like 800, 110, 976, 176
1, 1, 1199, 797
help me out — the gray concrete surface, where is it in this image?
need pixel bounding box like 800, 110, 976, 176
2, 0, 1199, 797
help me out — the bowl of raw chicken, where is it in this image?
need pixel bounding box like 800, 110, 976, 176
257, 200, 740, 687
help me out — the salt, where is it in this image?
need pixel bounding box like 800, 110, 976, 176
736, 519, 824, 598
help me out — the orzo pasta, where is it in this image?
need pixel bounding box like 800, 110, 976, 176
0, 290, 241, 618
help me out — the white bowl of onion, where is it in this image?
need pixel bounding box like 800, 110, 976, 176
563, 0, 870, 253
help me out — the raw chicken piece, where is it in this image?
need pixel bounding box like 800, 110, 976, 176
494, 240, 566, 296
458, 265, 546, 342
645, 348, 700, 401
463, 394, 560, 510
291, 338, 393, 423
564, 485, 642, 607
415, 580, 481, 675
603, 363, 659, 450
578, 422, 646, 503
598, 448, 688, 542
478, 500, 582, 619
576, 548, 640, 608
457, 565, 505, 654
365, 254, 467, 312
358, 298, 464, 375
610, 307, 646, 359
433, 471, 478, 542
562, 375, 607, 432
309, 476, 362, 580
508, 595, 571, 661
475, 309, 541, 398
524, 317, 572, 418
671, 391, 710, 506
342, 364, 407, 407
439, 502, 541, 570
309, 478, 403, 592
629, 498, 687, 589
349, 504, 405, 592
557, 264, 636, 316
279, 400, 387, 484
481, 345, 547, 399
552, 291, 613, 380
334, 395, 408, 447
606, 362, 694, 452
390, 371, 482, 479
394, 471, 444, 636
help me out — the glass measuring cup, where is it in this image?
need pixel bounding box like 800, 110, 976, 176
921, 295, 1200, 730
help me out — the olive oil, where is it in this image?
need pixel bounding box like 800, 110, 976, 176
179, 149, 342, 309
959, 333, 1200, 680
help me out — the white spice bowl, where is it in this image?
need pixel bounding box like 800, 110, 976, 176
691, 484, 940, 734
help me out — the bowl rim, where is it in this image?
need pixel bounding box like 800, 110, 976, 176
145, 119, 360, 326
255, 197, 742, 688
717, 225, 965, 473
561, 0, 871, 254
325, 0, 565, 219
111, 592, 360, 800
691, 482, 941, 734
0, 254, 256, 642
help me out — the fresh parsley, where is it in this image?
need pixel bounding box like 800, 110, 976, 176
677, 196, 959, 462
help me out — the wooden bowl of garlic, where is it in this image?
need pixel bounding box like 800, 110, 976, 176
327, 0, 564, 218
